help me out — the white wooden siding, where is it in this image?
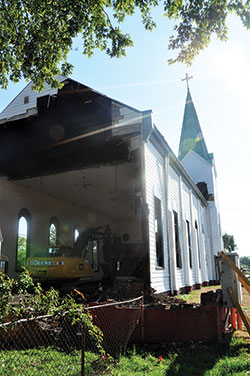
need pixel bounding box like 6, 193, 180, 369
198, 203, 208, 283
201, 205, 214, 281
144, 142, 169, 293
181, 182, 195, 286
191, 195, 202, 284
168, 165, 185, 290
0, 78, 64, 121
182, 183, 191, 220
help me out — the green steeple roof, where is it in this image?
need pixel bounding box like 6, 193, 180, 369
178, 89, 212, 164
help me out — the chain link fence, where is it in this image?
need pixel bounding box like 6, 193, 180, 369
0, 296, 142, 376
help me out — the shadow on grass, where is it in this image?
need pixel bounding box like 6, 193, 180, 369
159, 335, 250, 376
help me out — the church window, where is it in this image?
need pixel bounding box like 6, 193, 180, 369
154, 197, 164, 268
24, 96, 29, 104
16, 209, 31, 272
173, 211, 182, 268
186, 220, 192, 268
74, 228, 80, 242
49, 217, 59, 246
195, 220, 201, 269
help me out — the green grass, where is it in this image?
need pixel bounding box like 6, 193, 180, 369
1, 338, 250, 376
0, 347, 100, 376
177, 285, 221, 304
112, 338, 250, 376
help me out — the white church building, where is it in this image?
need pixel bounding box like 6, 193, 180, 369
0, 77, 222, 294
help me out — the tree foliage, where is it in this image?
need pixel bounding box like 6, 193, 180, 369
240, 256, 250, 269
0, 270, 105, 355
16, 235, 27, 271
223, 233, 237, 252
1, 1, 250, 90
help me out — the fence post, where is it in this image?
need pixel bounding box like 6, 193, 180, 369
81, 329, 85, 376
140, 291, 145, 344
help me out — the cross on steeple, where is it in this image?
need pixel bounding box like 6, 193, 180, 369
182, 73, 193, 89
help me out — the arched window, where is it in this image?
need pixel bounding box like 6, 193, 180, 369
74, 228, 80, 242
16, 209, 31, 271
49, 217, 59, 247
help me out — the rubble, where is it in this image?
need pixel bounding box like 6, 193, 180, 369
81, 286, 201, 310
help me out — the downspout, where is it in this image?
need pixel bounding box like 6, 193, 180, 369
179, 176, 191, 288
141, 110, 153, 291
164, 155, 173, 294
190, 193, 200, 285
197, 203, 208, 283
206, 204, 216, 280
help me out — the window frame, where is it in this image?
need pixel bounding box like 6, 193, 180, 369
154, 196, 164, 268
16, 208, 31, 272
48, 217, 59, 247
186, 220, 192, 268
173, 210, 182, 269
195, 220, 201, 269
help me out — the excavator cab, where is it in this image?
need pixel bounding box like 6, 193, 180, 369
26, 225, 111, 283
26, 249, 94, 281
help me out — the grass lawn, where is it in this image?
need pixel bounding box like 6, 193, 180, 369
177, 284, 222, 304
0, 347, 82, 376
178, 284, 250, 316
115, 338, 250, 376
1, 286, 250, 375
1, 338, 250, 376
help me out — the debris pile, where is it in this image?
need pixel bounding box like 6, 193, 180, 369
143, 290, 200, 310
82, 287, 201, 310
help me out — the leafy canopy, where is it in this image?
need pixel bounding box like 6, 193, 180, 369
223, 233, 237, 252
240, 256, 250, 269
1, 0, 250, 91
0, 270, 105, 355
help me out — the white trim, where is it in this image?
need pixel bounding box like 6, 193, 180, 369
181, 149, 213, 168
172, 200, 177, 212
154, 186, 161, 200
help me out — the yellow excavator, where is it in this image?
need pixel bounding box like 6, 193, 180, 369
26, 226, 112, 286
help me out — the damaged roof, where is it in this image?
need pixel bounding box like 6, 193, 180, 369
0, 79, 142, 180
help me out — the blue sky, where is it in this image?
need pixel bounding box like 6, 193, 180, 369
1, 8, 250, 256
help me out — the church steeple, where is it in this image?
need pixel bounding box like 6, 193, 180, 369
178, 79, 211, 164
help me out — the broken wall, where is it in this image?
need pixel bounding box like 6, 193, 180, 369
0, 179, 109, 279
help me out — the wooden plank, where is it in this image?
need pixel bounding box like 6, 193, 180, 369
238, 275, 250, 295
231, 308, 236, 330
237, 311, 243, 330
228, 287, 250, 336
220, 251, 250, 294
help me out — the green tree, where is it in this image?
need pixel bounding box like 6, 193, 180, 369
1, 1, 250, 91
0, 270, 105, 357
240, 256, 250, 269
223, 233, 237, 252
17, 235, 27, 271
